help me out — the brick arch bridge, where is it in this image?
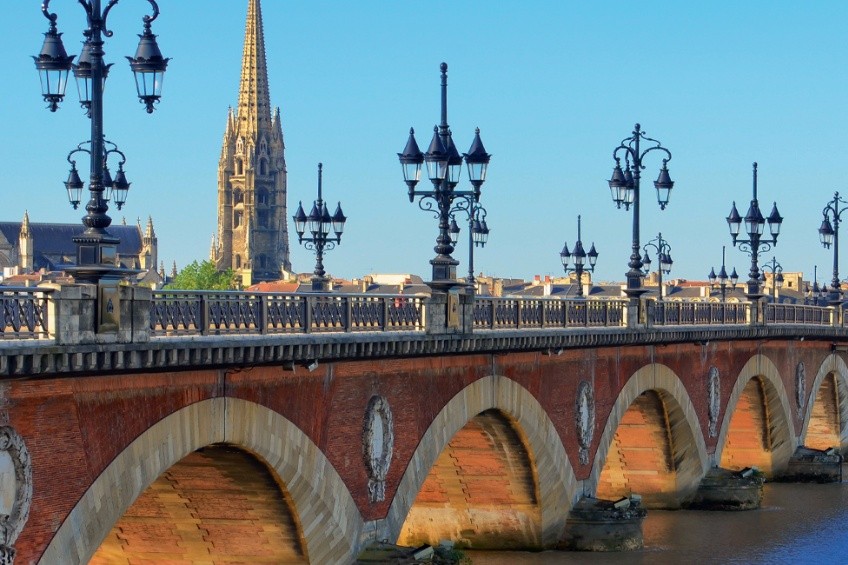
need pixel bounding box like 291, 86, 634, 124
2, 288, 848, 562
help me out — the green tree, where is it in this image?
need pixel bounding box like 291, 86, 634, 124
165, 260, 235, 290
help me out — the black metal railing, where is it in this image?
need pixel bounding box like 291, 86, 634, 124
472, 297, 628, 329
765, 303, 832, 325
651, 301, 750, 326
150, 291, 426, 336
1, 287, 51, 339
2, 287, 847, 341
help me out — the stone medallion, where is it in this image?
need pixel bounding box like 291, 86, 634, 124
0, 426, 32, 564
575, 381, 595, 466
708, 367, 721, 437
362, 396, 394, 503
796, 362, 806, 419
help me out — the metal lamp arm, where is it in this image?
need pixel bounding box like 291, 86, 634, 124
639, 145, 672, 167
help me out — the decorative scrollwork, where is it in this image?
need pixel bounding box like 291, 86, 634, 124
0, 427, 33, 559
796, 362, 806, 419
708, 367, 721, 437
576, 381, 595, 465
416, 196, 441, 220
362, 396, 394, 503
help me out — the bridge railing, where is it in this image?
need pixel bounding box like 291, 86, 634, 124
649, 301, 750, 326
473, 297, 628, 329
0, 287, 51, 340
765, 303, 832, 325
150, 291, 426, 336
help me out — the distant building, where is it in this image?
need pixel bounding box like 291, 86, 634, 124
213, 0, 291, 288
0, 212, 159, 283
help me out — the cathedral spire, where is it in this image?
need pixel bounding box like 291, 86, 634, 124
237, 0, 272, 134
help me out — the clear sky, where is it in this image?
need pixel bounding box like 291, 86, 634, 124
4, 1, 848, 286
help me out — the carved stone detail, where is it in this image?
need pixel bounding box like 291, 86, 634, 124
362, 396, 394, 503
576, 381, 595, 465
0, 426, 32, 563
796, 362, 806, 419
708, 367, 721, 437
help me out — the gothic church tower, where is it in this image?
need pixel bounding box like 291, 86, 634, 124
216, 0, 290, 286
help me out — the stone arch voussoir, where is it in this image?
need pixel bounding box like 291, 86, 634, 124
385, 375, 577, 548
802, 353, 848, 452
588, 363, 710, 504
715, 354, 796, 474
39, 398, 362, 565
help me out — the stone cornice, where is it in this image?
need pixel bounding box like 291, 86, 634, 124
2, 324, 847, 378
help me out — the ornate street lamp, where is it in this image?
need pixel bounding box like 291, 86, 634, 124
818, 191, 848, 303
726, 163, 783, 298
449, 204, 489, 291
398, 63, 491, 291
607, 124, 674, 297
293, 163, 347, 292
709, 246, 739, 302
760, 256, 784, 301
33, 0, 168, 284
560, 215, 598, 298
641, 233, 672, 301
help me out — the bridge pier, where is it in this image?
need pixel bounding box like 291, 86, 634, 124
776, 446, 843, 483
685, 467, 764, 510
561, 496, 646, 551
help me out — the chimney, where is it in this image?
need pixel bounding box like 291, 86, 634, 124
493, 279, 504, 297
533, 275, 541, 285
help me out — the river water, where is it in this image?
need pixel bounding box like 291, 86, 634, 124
466, 472, 848, 564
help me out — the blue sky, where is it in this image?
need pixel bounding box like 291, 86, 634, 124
4, 1, 848, 285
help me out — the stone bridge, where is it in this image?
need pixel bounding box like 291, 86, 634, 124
1, 285, 848, 562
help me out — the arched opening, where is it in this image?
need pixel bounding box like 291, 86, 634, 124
397, 409, 541, 550
90, 445, 307, 563
720, 375, 791, 477
596, 390, 702, 508
806, 372, 843, 451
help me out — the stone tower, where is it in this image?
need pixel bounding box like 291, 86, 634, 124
216, 0, 290, 287
18, 211, 33, 272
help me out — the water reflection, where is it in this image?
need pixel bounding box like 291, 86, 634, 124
466, 473, 848, 564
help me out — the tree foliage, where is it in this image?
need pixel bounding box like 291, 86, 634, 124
165, 260, 235, 291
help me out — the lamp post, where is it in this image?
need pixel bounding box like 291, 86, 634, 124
33, 0, 168, 283
760, 256, 784, 301
607, 124, 675, 297
726, 163, 784, 298
560, 215, 598, 298
293, 163, 347, 292
805, 265, 829, 305
398, 62, 491, 291
709, 246, 739, 302
641, 233, 673, 301
448, 204, 489, 291
818, 191, 848, 303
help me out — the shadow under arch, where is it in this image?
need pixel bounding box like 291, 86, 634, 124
802, 353, 848, 452
715, 354, 796, 475
39, 398, 362, 565
385, 375, 577, 548
588, 363, 709, 506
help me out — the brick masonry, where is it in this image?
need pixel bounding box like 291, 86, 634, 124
6, 339, 848, 561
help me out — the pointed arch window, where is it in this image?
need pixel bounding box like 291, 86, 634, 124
235, 255, 242, 269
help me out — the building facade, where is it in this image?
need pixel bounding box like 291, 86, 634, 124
213, 0, 291, 287
0, 212, 158, 279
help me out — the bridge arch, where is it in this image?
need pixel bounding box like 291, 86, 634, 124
39, 398, 362, 565
589, 363, 709, 508
802, 353, 848, 452
715, 354, 796, 476
385, 375, 577, 548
